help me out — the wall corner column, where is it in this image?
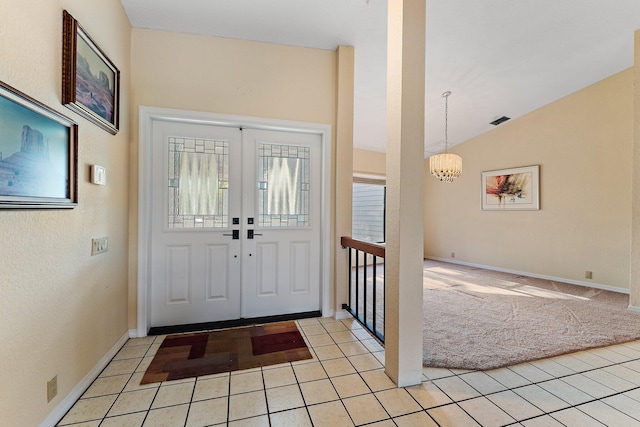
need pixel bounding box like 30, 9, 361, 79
630, 30, 640, 308
385, 0, 425, 387
335, 45, 355, 315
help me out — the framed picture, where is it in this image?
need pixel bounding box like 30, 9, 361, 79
62, 10, 120, 134
481, 165, 540, 210
0, 81, 78, 209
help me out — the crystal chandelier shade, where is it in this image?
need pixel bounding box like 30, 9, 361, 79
429, 91, 462, 182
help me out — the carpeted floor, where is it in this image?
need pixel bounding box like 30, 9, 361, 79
422, 260, 640, 370
140, 321, 311, 384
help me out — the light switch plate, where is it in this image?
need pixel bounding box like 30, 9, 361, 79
91, 165, 106, 185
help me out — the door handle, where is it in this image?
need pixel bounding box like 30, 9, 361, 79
247, 229, 263, 239
223, 230, 240, 239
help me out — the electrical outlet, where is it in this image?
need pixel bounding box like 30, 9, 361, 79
47, 376, 57, 402
91, 237, 108, 255
585, 271, 593, 279
451, 252, 455, 258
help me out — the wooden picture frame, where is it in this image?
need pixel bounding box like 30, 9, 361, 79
481, 165, 540, 210
62, 10, 120, 134
0, 81, 78, 209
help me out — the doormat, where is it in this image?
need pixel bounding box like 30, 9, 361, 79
140, 321, 311, 384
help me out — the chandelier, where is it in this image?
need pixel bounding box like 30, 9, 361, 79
429, 91, 462, 182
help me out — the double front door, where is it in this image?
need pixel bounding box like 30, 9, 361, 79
150, 121, 321, 327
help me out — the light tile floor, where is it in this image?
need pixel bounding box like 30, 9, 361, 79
57, 317, 640, 426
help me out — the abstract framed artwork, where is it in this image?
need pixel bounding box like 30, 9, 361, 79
62, 10, 120, 134
0, 81, 78, 209
481, 165, 540, 210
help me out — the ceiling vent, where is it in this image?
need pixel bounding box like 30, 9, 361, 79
490, 116, 511, 126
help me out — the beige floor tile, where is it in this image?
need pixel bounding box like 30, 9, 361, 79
603, 363, 640, 385
151, 381, 194, 408
296, 318, 321, 326
561, 373, 616, 398
299, 378, 339, 405
228, 390, 268, 421
459, 371, 507, 395
337, 340, 369, 357
185, 397, 228, 427
82, 374, 129, 398
100, 412, 146, 427
331, 373, 370, 398
142, 404, 189, 427
551, 407, 607, 426
578, 400, 640, 426
318, 317, 340, 324
323, 321, 349, 333
269, 407, 312, 427
230, 371, 264, 395
486, 390, 543, 421
193, 376, 229, 401
372, 351, 385, 365
114, 345, 150, 360
56, 421, 99, 427
228, 415, 270, 426
514, 385, 571, 413
262, 365, 296, 389
313, 344, 345, 360
604, 393, 640, 419
406, 381, 452, 409
125, 336, 156, 347
329, 331, 358, 343
433, 376, 482, 402
360, 369, 395, 392
265, 384, 305, 412
306, 333, 334, 347
529, 359, 576, 378
366, 421, 396, 427
459, 396, 515, 427
101, 359, 141, 377
569, 350, 613, 369
122, 372, 160, 392
589, 347, 633, 364
58, 395, 118, 425
520, 415, 565, 426
322, 358, 356, 377
350, 328, 376, 341
394, 411, 438, 427
361, 338, 385, 353
584, 367, 637, 392
301, 324, 328, 336
484, 367, 531, 389
375, 388, 421, 417
348, 353, 383, 372
507, 363, 554, 383
552, 354, 600, 373
538, 379, 594, 405
135, 356, 154, 373
107, 388, 157, 417
307, 400, 354, 426
343, 394, 389, 425
293, 361, 327, 382
421, 366, 455, 381
428, 403, 481, 427
609, 342, 640, 359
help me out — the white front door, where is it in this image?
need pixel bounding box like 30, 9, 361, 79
149, 121, 322, 327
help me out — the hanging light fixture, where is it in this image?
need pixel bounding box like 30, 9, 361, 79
429, 91, 462, 182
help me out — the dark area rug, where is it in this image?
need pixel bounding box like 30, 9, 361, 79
140, 321, 311, 384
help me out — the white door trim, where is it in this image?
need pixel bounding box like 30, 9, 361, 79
137, 106, 333, 337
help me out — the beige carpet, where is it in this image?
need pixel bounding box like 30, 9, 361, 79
422, 260, 640, 371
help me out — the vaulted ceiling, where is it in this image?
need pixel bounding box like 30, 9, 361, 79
121, 0, 640, 155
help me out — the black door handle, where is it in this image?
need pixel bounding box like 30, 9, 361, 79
223, 230, 240, 239
247, 229, 263, 239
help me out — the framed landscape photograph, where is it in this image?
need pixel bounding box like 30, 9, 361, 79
62, 10, 120, 134
0, 81, 78, 208
481, 165, 540, 210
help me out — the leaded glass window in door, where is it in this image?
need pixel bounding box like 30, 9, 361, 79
168, 137, 229, 229
258, 143, 310, 227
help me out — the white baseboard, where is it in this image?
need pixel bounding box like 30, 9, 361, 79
39, 331, 130, 427
628, 305, 640, 313
426, 257, 630, 295
334, 309, 351, 320
129, 328, 140, 338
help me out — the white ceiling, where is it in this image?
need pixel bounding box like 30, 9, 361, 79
120, 0, 640, 156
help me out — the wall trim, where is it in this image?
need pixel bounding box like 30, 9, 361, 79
427, 257, 630, 295
628, 305, 640, 313
138, 106, 333, 336
39, 331, 129, 427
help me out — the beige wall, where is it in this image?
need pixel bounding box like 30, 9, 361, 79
353, 148, 386, 176
424, 69, 633, 290
128, 29, 337, 327
0, 1, 131, 426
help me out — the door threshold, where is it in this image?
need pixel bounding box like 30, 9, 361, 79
148, 310, 322, 335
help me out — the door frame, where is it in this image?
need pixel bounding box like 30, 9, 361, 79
136, 106, 333, 337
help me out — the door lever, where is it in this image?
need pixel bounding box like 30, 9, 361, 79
223, 230, 240, 239
247, 229, 263, 239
